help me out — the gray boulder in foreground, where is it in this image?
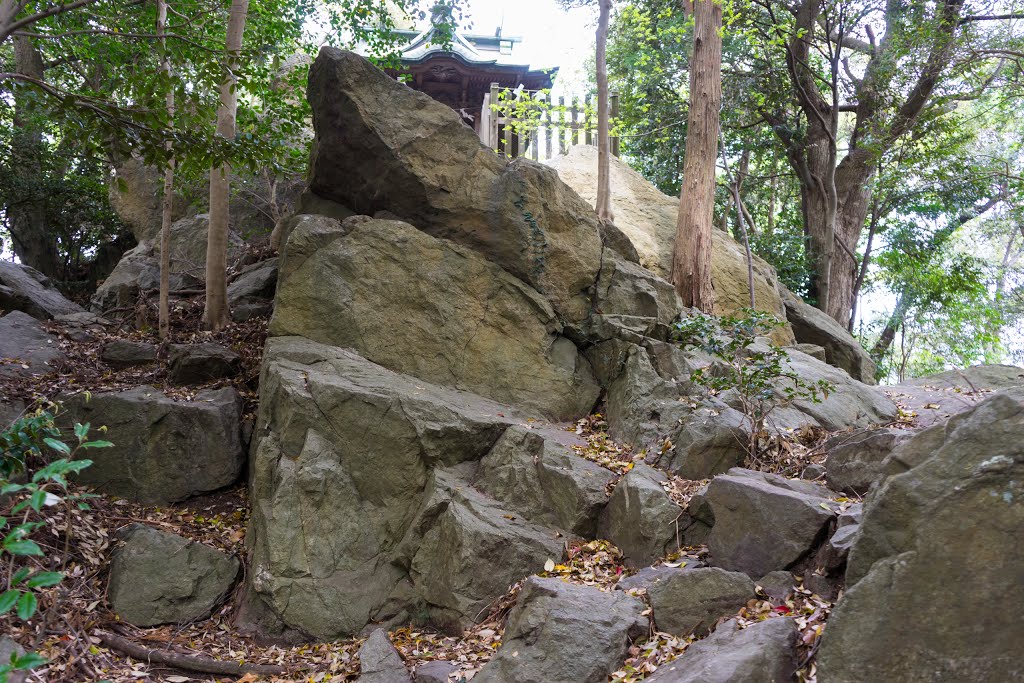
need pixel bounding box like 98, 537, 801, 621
644, 618, 799, 683
817, 389, 1024, 682
65, 386, 244, 504
108, 524, 239, 626
357, 630, 412, 683
705, 468, 836, 577
473, 576, 648, 683
0, 311, 66, 378
599, 463, 686, 567
646, 567, 756, 637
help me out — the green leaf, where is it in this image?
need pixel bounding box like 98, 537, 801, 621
11, 567, 30, 586
16, 591, 37, 620
42, 438, 72, 455
74, 423, 89, 441
26, 572, 64, 589
0, 590, 19, 615
13, 652, 47, 670
4, 540, 43, 557
80, 440, 113, 449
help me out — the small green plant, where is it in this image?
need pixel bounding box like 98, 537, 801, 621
672, 309, 834, 461
1, 404, 112, 682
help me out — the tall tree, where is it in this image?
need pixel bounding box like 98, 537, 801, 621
672, 0, 721, 311
203, 0, 249, 331
157, 0, 175, 339
595, 0, 613, 221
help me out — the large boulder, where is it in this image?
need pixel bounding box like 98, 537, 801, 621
475, 425, 614, 536
167, 342, 242, 385
473, 576, 648, 683
357, 630, 413, 683
644, 618, 799, 683
0, 261, 84, 320
705, 468, 837, 577
545, 145, 793, 343
824, 427, 912, 495
246, 337, 570, 639
64, 386, 244, 504
888, 364, 1024, 429
92, 215, 243, 312
646, 567, 756, 636
228, 257, 278, 321
0, 311, 66, 378
271, 215, 598, 420
598, 463, 686, 567
781, 287, 877, 384
306, 48, 602, 324
818, 390, 1024, 681
108, 524, 239, 626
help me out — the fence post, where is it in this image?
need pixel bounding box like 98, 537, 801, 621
610, 91, 620, 157
544, 93, 553, 160
489, 82, 500, 152
558, 96, 567, 155
585, 93, 592, 146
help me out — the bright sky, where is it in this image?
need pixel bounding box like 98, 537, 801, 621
460, 0, 596, 93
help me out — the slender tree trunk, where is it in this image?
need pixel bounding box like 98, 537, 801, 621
203, 0, 249, 331
157, 0, 175, 339
672, 0, 721, 312
594, 0, 613, 221
9, 36, 59, 278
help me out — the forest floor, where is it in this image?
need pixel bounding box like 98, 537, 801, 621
2, 307, 852, 683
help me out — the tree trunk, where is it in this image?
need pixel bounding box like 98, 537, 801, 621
203, 0, 249, 331
9, 36, 59, 278
672, 0, 721, 312
158, 0, 175, 339
594, 0, 613, 221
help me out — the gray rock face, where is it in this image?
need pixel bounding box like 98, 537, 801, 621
413, 660, 457, 683
64, 386, 243, 504
595, 250, 682, 327
0, 311, 65, 378
0, 261, 83, 320
0, 635, 28, 683
100, 340, 157, 369
91, 215, 243, 312
476, 426, 614, 536
644, 618, 799, 683
247, 337, 569, 639
824, 428, 911, 495
108, 524, 239, 626
108, 156, 188, 243
271, 215, 598, 420
656, 404, 751, 480
357, 630, 412, 683
615, 562, 706, 593
228, 257, 278, 321
307, 48, 603, 324
599, 463, 686, 567
473, 577, 648, 683
167, 342, 242, 385
782, 287, 876, 384
756, 571, 797, 601
706, 468, 836, 577
818, 390, 1024, 682
646, 567, 756, 636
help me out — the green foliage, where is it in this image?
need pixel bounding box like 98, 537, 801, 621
0, 405, 111, 681
673, 310, 833, 459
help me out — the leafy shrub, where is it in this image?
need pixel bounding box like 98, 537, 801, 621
1, 404, 111, 682
672, 309, 834, 461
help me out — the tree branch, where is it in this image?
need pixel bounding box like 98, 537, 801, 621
98, 631, 287, 677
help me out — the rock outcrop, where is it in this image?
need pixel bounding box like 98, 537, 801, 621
818, 389, 1024, 681
473, 577, 648, 683
644, 618, 799, 683
271, 215, 598, 420
646, 567, 756, 637
705, 469, 837, 577
357, 630, 413, 683
307, 47, 603, 324
108, 524, 239, 626
0, 312, 66, 378
0, 262, 84, 320
545, 145, 793, 343
598, 463, 686, 567
782, 287, 877, 383
65, 386, 244, 504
